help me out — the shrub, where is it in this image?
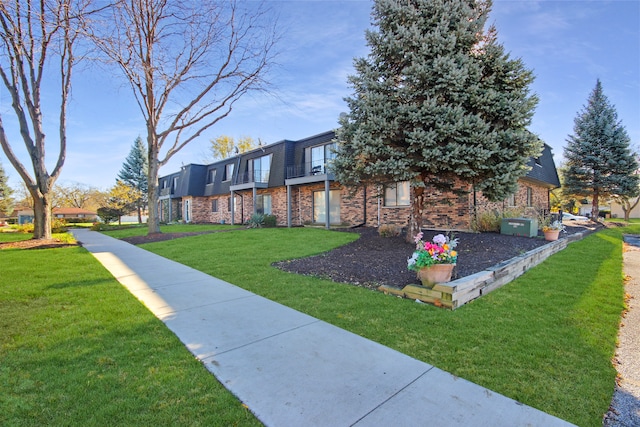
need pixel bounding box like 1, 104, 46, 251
246, 213, 265, 228
471, 211, 501, 232
90, 222, 111, 231
51, 218, 68, 233
378, 224, 402, 237
263, 214, 277, 228
97, 207, 121, 224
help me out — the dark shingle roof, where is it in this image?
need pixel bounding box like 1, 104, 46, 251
524, 143, 561, 188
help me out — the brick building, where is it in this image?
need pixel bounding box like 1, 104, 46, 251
157, 130, 560, 230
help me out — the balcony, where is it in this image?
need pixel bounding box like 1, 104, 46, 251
286, 161, 334, 185
230, 169, 270, 191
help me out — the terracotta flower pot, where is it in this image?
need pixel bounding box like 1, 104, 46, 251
416, 264, 455, 288
543, 229, 560, 241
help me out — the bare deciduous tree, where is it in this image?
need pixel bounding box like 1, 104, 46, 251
90, 0, 279, 234
0, 0, 95, 239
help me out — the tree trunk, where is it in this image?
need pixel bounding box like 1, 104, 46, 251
591, 190, 599, 221
31, 191, 52, 240
407, 184, 426, 243
147, 137, 161, 234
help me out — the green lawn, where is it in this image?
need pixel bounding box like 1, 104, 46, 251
0, 235, 260, 426
138, 225, 629, 427
101, 223, 241, 239
1, 224, 630, 426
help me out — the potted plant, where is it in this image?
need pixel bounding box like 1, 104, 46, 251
408, 232, 458, 288
542, 220, 564, 241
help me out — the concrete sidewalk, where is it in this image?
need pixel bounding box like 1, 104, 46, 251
72, 229, 574, 427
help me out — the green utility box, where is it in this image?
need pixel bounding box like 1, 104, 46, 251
500, 218, 538, 238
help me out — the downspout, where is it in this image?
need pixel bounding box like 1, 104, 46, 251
287, 184, 292, 228
230, 190, 235, 225
377, 186, 381, 228
325, 178, 330, 229
252, 187, 257, 216
231, 154, 242, 225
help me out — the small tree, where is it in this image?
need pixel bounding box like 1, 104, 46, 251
334, 0, 540, 240
0, 160, 14, 217
209, 135, 256, 161
104, 181, 142, 225
97, 207, 120, 225
563, 80, 639, 220
611, 157, 640, 221
118, 137, 148, 223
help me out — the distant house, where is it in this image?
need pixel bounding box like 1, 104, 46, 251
158, 130, 561, 230
52, 207, 98, 220
18, 207, 97, 224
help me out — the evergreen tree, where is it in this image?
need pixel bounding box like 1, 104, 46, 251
563, 80, 638, 220
0, 160, 14, 217
118, 137, 148, 223
334, 0, 540, 239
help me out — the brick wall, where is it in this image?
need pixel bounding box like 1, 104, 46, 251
181, 177, 551, 230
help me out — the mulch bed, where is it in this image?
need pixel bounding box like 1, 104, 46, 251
0, 238, 78, 250
273, 222, 603, 290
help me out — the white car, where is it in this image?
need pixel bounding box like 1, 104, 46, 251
562, 212, 589, 221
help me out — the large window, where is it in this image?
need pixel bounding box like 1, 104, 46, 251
384, 182, 410, 207
310, 142, 336, 174
313, 190, 341, 224
256, 194, 272, 215
253, 155, 271, 183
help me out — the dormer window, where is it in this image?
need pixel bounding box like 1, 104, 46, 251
207, 169, 216, 184
224, 163, 234, 181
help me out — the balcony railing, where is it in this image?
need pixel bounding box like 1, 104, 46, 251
236, 169, 270, 185
287, 162, 330, 179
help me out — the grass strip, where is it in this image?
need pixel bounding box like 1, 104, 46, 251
0, 239, 260, 426
101, 223, 241, 239
139, 226, 629, 427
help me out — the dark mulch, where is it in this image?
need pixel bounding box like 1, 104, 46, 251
0, 238, 78, 250
274, 222, 603, 290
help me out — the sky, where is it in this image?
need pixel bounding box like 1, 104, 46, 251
1, 0, 639, 192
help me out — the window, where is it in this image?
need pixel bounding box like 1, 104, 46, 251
224, 163, 234, 181
506, 193, 516, 207
212, 199, 218, 213
384, 182, 410, 207
227, 196, 232, 211
526, 187, 533, 207
162, 179, 167, 189
256, 194, 272, 215
172, 177, 178, 191
310, 142, 337, 174
252, 155, 271, 183
313, 190, 341, 224
207, 169, 216, 184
